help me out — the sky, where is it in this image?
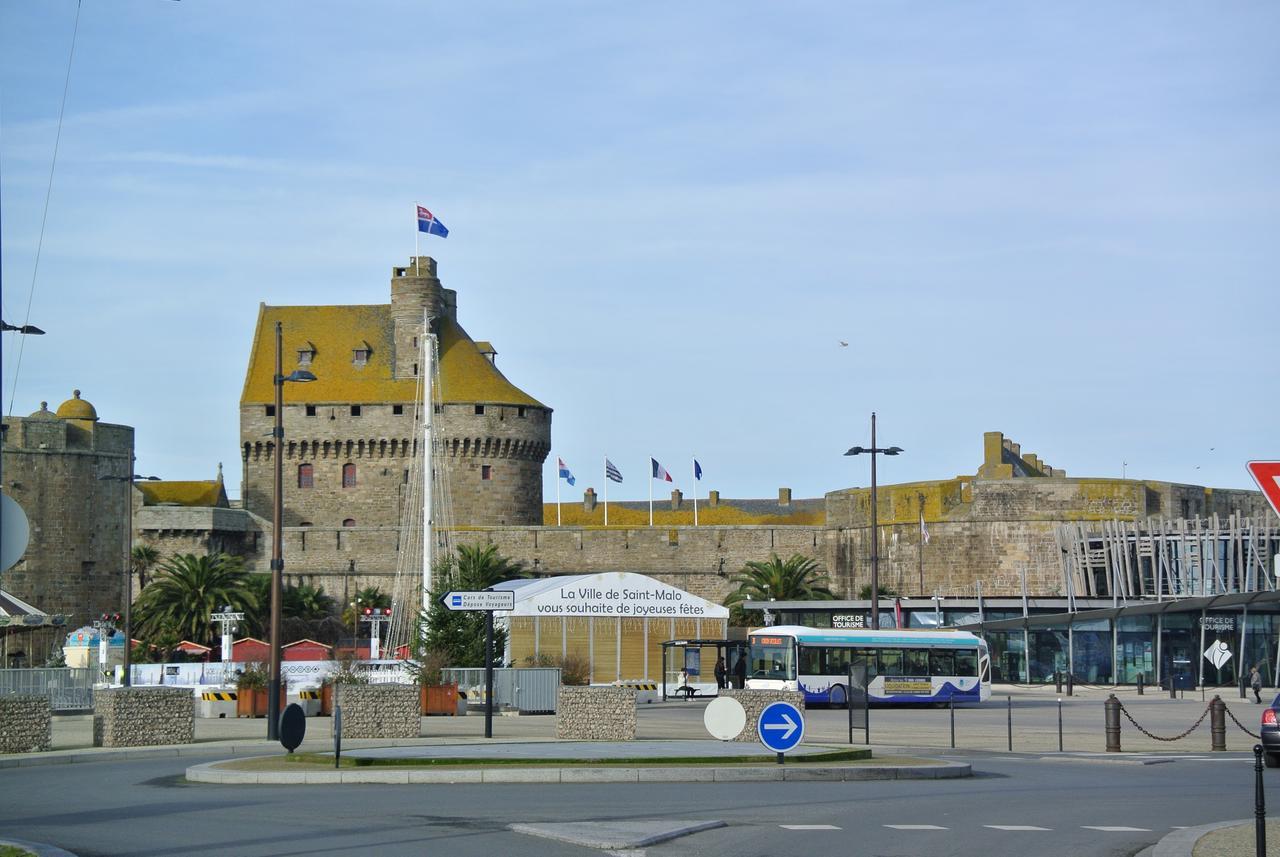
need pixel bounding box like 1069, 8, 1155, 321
1, 2, 1277, 503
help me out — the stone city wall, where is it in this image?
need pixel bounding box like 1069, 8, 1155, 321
93, 687, 194, 748
718, 689, 806, 743
0, 695, 52, 754
556, 686, 637, 740
334, 684, 419, 739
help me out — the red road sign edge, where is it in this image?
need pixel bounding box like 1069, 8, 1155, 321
1246, 460, 1280, 519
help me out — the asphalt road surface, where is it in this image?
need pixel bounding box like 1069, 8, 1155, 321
0, 749, 1268, 856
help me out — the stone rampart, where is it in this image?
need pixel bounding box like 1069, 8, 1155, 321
556, 686, 636, 740
334, 684, 419, 738
93, 687, 194, 747
0, 696, 52, 753
719, 689, 805, 743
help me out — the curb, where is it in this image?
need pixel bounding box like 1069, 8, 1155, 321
0, 836, 80, 857
184, 758, 971, 784
1151, 818, 1252, 857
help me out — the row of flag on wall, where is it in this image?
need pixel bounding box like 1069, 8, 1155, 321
554, 457, 706, 526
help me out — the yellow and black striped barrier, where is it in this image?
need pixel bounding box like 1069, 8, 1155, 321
615, 682, 658, 690
201, 691, 237, 701
297, 690, 320, 700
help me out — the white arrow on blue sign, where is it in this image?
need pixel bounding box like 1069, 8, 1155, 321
757, 700, 805, 753
440, 590, 515, 612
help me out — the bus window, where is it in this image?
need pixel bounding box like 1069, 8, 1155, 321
878, 649, 903, 676
954, 650, 978, 677
852, 648, 877, 680
826, 647, 851, 676
798, 645, 823, 676
929, 650, 955, 677
903, 649, 929, 676
750, 638, 795, 680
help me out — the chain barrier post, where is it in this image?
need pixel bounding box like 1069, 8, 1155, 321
1210, 696, 1226, 751
1137, 672, 1144, 695
1058, 697, 1064, 752
1067, 672, 1074, 697
1105, 694, 1121, 752
1169, 676, 1177, 700
1007, 695, 1013, 752
949, 699, 955, 749
1255, 744, 1267, 857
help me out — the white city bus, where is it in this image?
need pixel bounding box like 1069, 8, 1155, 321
746, 626, 991, 705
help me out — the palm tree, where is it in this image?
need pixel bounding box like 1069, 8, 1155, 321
724, 553, 834, 610
455, 542, 524, 589
132, 553, 256, 645
286, 582, 335, 621
342, 585, 391, 630
131, 544, 160, 590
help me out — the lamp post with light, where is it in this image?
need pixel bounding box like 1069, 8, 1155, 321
844, 412, 902, 631
98, 472, 159, 686
268, 320, 316, 740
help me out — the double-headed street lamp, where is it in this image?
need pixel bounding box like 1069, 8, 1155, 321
269, 320, 316, 740
844, 412, 902, 631
98, 472, 159, 686
1, 321, 46, 335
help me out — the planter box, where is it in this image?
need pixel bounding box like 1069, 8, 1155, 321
420, 683, 458, 716
235, 687, 287, 718
320, 683, 334, 716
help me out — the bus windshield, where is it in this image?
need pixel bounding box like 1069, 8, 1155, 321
749, 636, 795, 681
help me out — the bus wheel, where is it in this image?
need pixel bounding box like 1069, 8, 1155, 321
829, 683, 848, 709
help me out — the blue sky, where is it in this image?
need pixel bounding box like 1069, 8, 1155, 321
2, 2, 1277, 502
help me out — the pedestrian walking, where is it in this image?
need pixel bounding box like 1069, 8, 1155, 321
1251, 665, 1263, 704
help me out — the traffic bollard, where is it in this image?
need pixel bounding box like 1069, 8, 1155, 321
1007, 695, 1013, 752
1210, 696, 1226, 751
1066, 672, 1074, 697
1137, 672, 1144, 695
1104, 694, 1122, 752
1058, 698, 1064, 752
949, 699, 955, 749
1255, 745, 1267, 857
1170, 678, 1177, 700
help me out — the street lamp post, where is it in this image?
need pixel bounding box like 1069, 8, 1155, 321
844, 412, 903, 631
269, 320, 315, 741
99, 472, 159, 686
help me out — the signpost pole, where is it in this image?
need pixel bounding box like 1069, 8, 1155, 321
485, 609, 494, 739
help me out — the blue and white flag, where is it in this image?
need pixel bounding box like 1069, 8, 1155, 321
417, 205, 449, 238
557, 457, 576, 486
605, 459, 623, 483
694, 459, 703, 481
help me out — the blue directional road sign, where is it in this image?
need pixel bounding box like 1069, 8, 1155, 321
757, 701, 805, 753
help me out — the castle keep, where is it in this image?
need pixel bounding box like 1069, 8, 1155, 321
239, 257, 551, 546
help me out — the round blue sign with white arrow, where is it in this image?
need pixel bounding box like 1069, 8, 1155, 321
757, 700, 804, 753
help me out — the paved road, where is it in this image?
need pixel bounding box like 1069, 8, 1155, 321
0, 750, 1267, 856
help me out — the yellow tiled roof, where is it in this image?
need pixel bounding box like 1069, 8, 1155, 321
139, 480, 226, 507
240, 304, 545, 408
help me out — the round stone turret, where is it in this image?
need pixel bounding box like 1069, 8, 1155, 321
390, 257, 458, 380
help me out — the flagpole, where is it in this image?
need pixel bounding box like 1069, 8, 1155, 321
603, 456, 609, 527
414, 201, 420, 274
918, 512, 926, 595
556, 461, 562, 527
648, 460, 653, 527
692, 457, 698, 527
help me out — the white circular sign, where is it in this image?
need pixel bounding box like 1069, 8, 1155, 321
703, 696, 746, 741
1, 494, 31, 574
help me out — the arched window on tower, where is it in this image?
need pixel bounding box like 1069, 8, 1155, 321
298, 463, 313, 489
342, 463, 357, 488
342, 518, 356, 527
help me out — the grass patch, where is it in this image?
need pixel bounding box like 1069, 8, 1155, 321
221, 746, 875, 772
0, 846, 34, 857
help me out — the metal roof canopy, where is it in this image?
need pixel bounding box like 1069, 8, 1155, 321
955, 590, 1280, 633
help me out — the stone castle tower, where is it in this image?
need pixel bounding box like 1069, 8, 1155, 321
239, 257, 551, 537
1, 392, 134, 661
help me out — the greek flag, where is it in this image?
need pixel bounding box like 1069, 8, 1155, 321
605, 459, 623, 483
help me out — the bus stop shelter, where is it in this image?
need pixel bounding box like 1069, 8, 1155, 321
660, 638, 748, 700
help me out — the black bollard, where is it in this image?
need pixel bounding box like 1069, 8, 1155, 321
1137, 672, 1144, 695
1255, 744, 1267, 857
1105, 694, 1122, 752
1058, 698, 1064, 752
1170, 676, 1178, 700
949, 699, 955, 749
1007, 695, 1013, 752
1210, 696, 1226, 751
1067, 672, 1074, 697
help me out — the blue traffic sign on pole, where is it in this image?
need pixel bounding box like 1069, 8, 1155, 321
757, 701, 805, 754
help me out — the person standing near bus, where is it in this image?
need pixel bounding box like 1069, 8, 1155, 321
714, 656, 727, 690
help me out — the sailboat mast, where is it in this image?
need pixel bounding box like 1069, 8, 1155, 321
421, 310, 435, 616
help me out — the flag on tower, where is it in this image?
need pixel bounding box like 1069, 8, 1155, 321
920, 513, 930, 545
605, 459, 623, 483
417, 205, 449, 238
694, 459, 703, 481
558, 458, 576, 486
651, 458, 673, 482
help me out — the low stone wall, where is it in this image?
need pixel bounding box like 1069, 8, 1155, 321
334, 684, 419, 739
0, 695, 52, 753
557, 686, 636, 740
93, 687, 194, 747
718, 689, 806, 743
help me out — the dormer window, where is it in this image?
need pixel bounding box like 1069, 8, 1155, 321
352, 341, 372, 367
297, 341, 317, 367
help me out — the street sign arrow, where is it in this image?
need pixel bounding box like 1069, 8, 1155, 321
1247, 461, 1280, 520
757, 700, 805, 754
440, 590, 515, 612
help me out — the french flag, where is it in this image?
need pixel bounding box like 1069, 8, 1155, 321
651, 458, 673, 482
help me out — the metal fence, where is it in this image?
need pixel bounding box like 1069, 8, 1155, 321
441, 667, 561, 714
0, 668, 95, 711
